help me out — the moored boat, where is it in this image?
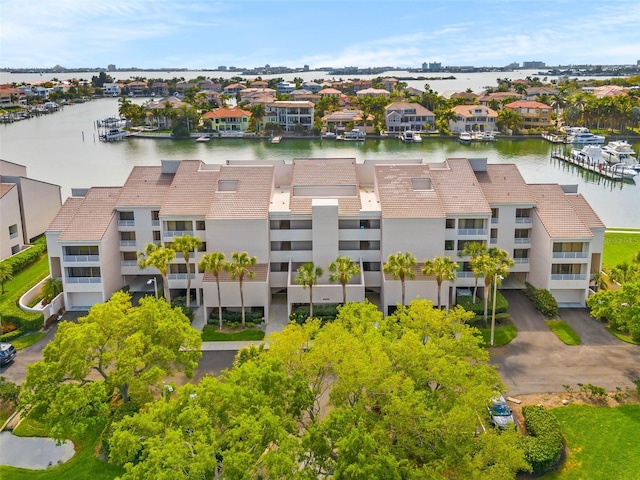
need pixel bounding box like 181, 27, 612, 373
601, 140, 637, 166
399, 130, 416, 142
570, 145, 606, 167
196, 135, 210, 142
100, 128, 127, 141
339, 128, 366, 141
610, 163, 638, 180
459, 132, 472, 143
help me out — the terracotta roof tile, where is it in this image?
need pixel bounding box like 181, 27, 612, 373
429, 159, 491, 215
207, 165, 274, 220
57, 187, 121, 241
566, 194, 605, 229
161, 161, 218, 217
529, 184, 594, 238
115, 166, 173, 207
47, 197, 84, 231
476, 164, 536, 204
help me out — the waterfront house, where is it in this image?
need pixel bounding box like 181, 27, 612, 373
126, 81, 147, 97
356, 88, 391, 98
477, 91, 522, 107
504, 100, 553, 130
102, 83, 121, 96
318, 88, 342, 99
301, 81, 323, 93
0, 87, 27, 106
201, 107, 251, 134
449, 105, 498, 133
290, 89, 319, 103
384, 102, 436, 133
46, 157, 603, 315
264, 101, 314, 132
277, 82, 296, 94
223, 83, 246, 96
321, 109, 373, 134
382, 77, 398, 92
152, 82, 170, 96
145, 96, 190, 129
1, 160, 61, 260
525, 86, 558, 101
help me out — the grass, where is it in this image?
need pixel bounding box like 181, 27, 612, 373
606, 326, 640, 345
11, 331, 46, 350
202, 326, 265, 341
544, 404, 640, 480
0, 416, 124, 480
477, 323, 517, 347
0, 255, 50, 311
603, 231, 640, 269
545, 319, 581, 345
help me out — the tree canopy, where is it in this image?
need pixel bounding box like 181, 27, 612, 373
21, 293, 202, 439
108, 299, 529, 479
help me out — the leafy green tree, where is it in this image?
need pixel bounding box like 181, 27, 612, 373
0, 262, 12, 294
295, 262, 324, 319
226, 251, 257, 326
328, 256, 361, 304
587, 280, 640, 340
108, 300, 529, 478
383, 252, 417, 307
249, 103, 265, 133
138, 243, 175, 302
41, 276, 62, 305
199, 251, 226, 330
171, 234, 202, 308
497, 108, 523, 133
422, 256, 459, 310
20, 293, 202, 439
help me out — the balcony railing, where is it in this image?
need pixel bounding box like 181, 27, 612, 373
168, 273, 196, 280
120, 240, 136, 247
66, 277, 101, 284
152, 220, 160, 227
63, 255, 99, 262
515, 217, 532, 224
551, 274, 586, 281
118, 220, 135, 226
9, 232, 18, 239
552, 252, 588, 259
490, 238, 497, 244
457, 228, 488, 236
456, 271, 476, 278
514, 258, 530, 264
121, 260, 138, 266
491, 218, 499, 224
163, 230, 194, 237
514, 238, 531, 244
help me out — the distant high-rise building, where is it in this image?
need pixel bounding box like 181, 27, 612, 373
522, 61, 546, 69
304, 64, 310, 71
428, 62, 441, 71
107, 64, 116, 71
217, 65, 227, 71
505, 62, 519, 69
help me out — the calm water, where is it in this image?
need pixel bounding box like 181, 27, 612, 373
1, 97, 638, 228
0, 431, 75, 469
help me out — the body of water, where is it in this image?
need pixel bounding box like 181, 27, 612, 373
0, 431, 75, 469
0, 97, 638, 228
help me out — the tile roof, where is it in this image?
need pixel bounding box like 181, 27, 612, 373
429, 159, 491, 215
529, 184, 594, 238
475, 164, 536, 204
57, 187, 122, 241
385, 102, 435, 116
48, 197, 84, 231
565, 194, 605, 229
0, 183, 15, 198
451, 105, 498, 118
290, 158, 362, 215
207, 165, 274, 220
160, 161, 218, 217
202, 107, 251, 119
505, 100, 551, 109
115, 166, 174, 207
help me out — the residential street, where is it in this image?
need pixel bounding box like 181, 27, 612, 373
490, 291, 640, 395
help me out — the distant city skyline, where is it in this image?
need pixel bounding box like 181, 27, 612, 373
1, 0, 639, 70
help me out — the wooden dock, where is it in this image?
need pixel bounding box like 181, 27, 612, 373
551, 149, 624, 181
542, 133, 566, 144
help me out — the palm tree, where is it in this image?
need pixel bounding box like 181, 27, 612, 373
226, 252, 257, 327
478, 248, 515, 325
0, 263, 13, 294
383, 252, 417, 307
421, 256, 459, 310
171, 234, 202, 308
41, 277, 62, 305
138, 243, 175, 302
199, 252, 226, 330
328, 256, 361, 304
463, 241, 488, 303
590, 270, 608, 292
250, 103, 265, 133
295, 262, 323, 319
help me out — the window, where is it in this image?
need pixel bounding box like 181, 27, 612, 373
363, 262, 381, 272
122, 252, 137, 261
166, 220, 191, 231
67, 266, 101, 278
459, 218, 484, 229
446, 219, 455, 229
490, 229, 498, 240
120, 231, 136, 241
513, 249, 529, 259
514, 229, 530, 239
445, 240, 454, 251
199, 242, 207, 252
270, 262, 289, 272
65, 246, 99, 255
119, 211, 134, 221
153, 231, 161, 241
170, 264, 189, 274
516, 208, 532, 220
196, 221, 205, 231
551, 264, 582, 275
553, 242, 584, 252
8, 224, 18, 239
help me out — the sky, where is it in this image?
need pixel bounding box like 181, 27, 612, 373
1, 0, 639, 70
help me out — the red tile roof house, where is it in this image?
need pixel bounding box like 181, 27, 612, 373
450, 105, 499, 133
201, 107, 252, 134
504, 100, 553, 130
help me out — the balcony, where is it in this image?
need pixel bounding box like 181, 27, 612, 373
152, 220, 160, 227
514, 258, 530, 264
552, 252, 588, 259
120, 240, 137, 247
551, 274, 586, 281
491, 218, 499, 224
168, 273, 196, 280
63, 255, 100, 262
66, 277, 101, 284
515, 217, 532, 224
457, 228, 488, 236
514, 238, 531, 244
457, 271, 476, 278
118, 220, 135, 227
163, 230, 194, 238
490, 238, 497, 244
121, 260, 138, 266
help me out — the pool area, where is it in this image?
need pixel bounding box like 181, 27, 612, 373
0, 431, 75, 469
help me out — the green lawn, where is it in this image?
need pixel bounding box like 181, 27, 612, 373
606, 326, 640, 345
11, 331, 46, 350
202, 326, 265, 341
0, 255, 50, 311
545, 319, 581, 345
0, 416, 124, 480
477, 323, 517, 347
544, 404, 640, 480
603, 231, 640, 269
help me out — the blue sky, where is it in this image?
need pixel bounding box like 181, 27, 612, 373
1, 0, 639, 69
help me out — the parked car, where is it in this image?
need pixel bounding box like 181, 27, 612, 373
487, 395, 515, 430
0, 342, 17, 366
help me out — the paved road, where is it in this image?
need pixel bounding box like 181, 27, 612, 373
490, 290, 640, 395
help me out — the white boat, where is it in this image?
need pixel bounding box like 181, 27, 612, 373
610, 163, 638, 180
321, 132, 337, 139
196, 136, 210, 142
565, 131, 605, 145
570, 145, 607, 167
413, 132, 422, 143
459, 132, 472, 143
399, 130, 416, 142
340, 128, 366, 141
100, 128, 127, 141
472, 131, 496, 142
601, 141, 638, 166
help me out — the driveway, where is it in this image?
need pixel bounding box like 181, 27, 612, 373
491, 290, 640, 395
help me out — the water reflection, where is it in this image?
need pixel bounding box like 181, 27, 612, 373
0, 431, 75, 469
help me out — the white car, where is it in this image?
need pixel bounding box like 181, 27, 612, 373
487, 395, 515, 430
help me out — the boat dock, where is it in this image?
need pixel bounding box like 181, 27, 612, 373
542, 133, 566, 144
271, 135, 282, 144
551, 148, 624, 181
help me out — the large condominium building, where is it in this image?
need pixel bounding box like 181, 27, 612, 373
46, 157, 604, 319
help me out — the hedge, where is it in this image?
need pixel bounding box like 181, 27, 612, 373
289, 304, 339, 324
525, 283, 559, 317
456, 291, 509, 315
208, 310, 264, 325
0, 236, 46, 275
519, 405, 564, 473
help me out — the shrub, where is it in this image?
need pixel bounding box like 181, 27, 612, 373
0, 240, 46, 276
524, 283, 558, 317
0, 376, 19, 402
519, 405, 563, 473
289, 304, 339, 324
0, 329, 24, 342
457, 292, 509, 316
101, 400, 141, 458
209, 310, 263, 325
